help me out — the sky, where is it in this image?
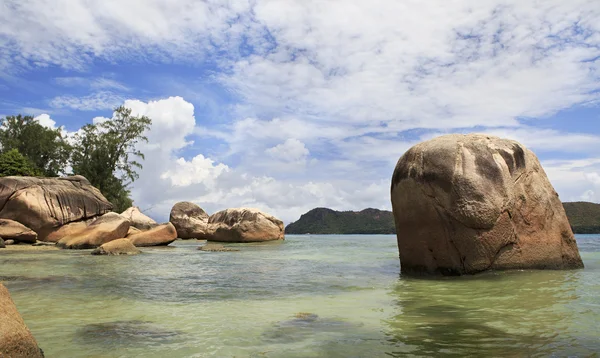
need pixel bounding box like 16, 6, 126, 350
1, 0, 599, 224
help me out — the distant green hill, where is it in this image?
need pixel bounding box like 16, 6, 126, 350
285, 208, 395, 235
563, 202, 600, 234
285, 202, 600, 235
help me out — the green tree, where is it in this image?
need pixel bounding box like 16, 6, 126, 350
0, 115, 72, 176
71, 106, 151, 212
0, 149, 41, 177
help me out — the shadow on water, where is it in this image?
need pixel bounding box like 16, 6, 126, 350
382, 269, 600, 357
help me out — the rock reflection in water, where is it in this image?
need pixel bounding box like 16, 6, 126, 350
382, 270, 596, 357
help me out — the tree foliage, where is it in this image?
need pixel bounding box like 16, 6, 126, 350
0, 115, 71, 176
71, 106, 151, 212
0, 149, 41, 177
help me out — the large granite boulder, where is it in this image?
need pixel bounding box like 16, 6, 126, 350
91, 239, 141, 256
0, 219, 37, 243
127, 223, 177, 247
0, 175, 112, 239
206, 208, 285, 242
0, 283, 44, 357
120, 207, 158, 230
169, 201, 210, 239
57, 212, 130, 249
391, 134, 584, 276
43, 221, 91, 243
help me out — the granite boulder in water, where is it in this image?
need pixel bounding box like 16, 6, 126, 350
206, 208, 284, 242
127, 222, 177, 247
0, 175, 112, 240
391, 134, 584, 275
0, 283, 44, 357
120, 206, 158, 231
169, 201, 210, 239
57, 212, 130, 249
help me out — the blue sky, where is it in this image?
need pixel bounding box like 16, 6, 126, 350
1, 0, 599, 223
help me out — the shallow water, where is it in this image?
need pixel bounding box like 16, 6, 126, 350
1, 235, 599, 357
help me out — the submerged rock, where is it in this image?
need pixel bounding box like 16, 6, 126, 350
0, 283, 45, 357
32, 241, 56, 247
91, 239, 141, 256
263, 313, 359, 343
76, 320, 180, 347
198, 243, 240, 252
169, 201, 210, 239
0, 175, 112, 239
0, 219, 37, 243
120, 207, 158, 231
127, 223, 177, 247
57, 212, 130, 249
206, 208, 285, 243
391, 134, 584, 275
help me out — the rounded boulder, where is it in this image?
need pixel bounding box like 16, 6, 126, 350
169, 202, 210, 239
391, 134, 584, 275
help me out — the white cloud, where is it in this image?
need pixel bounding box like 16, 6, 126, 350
265, 138, 309, 164
161, 155, 229, 187
33, 113, 57, 129
2, 1, 600, 223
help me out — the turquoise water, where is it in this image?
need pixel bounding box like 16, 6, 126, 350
1, 235, 599, 357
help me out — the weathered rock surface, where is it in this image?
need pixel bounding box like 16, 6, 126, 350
91, 239, 141, 256
391, 134, 584, 275
126, 226, 142, 237
0, 283, 44, 357
120, 207, 158, 230
206, 208, 285, 243
0, 219, 37, 243
127, 223, 177, 247
43, 220, 91, 243
169, 201, 210, 239
57, 212, 130, 249
0, 176, 112, 239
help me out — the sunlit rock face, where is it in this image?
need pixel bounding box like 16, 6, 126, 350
391, 134, 584, 276
206, 208, 285, 243
0, 283, 45, 357
169, 201, 210, 239
0, 175, 113, 240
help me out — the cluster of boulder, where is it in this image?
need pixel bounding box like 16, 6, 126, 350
0, 175, 284, 255
391, 134, 584, 276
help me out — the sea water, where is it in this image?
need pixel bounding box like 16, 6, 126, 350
1, 235, 599, 357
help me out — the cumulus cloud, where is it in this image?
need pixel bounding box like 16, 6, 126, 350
2, 1, 600, 223
265, 138, 309, 164
33, 113, 57, 129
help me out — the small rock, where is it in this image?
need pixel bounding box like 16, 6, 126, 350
4, 239, 15, 245
91, 239, 141, 256
0, 238, 4, 248
32, 241, 56, 247
198, 243, 240, 252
